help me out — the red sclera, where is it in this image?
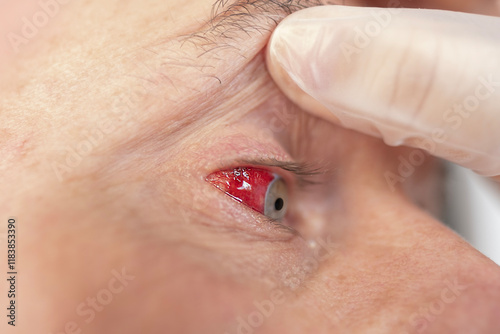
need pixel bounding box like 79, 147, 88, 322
206, 167, 275, 214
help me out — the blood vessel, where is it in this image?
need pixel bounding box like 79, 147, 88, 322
206, 167, 275, 214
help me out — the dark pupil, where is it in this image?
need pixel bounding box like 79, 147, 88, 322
274, 198, 284, 211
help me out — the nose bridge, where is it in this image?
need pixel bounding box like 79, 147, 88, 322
297, 192, 500, 332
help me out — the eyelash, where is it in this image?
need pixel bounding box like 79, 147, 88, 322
233, 159, 322, 186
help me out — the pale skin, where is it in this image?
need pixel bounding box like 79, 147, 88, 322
1, 0, 500, 333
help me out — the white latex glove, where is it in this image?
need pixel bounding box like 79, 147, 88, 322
266, 5, 500, 180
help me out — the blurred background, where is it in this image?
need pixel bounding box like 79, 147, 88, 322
445, 163, 500, 265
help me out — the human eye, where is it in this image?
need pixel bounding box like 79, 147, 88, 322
206, 166, 289, 222
204, 158, 321, 234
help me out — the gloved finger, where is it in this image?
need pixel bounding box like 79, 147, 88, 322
266, 5, 500, 178
369, 0, 500, 16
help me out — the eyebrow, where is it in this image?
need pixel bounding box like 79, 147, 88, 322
209, 0, 325, 26
131, 0, 339, 155
184, 0, 331, 53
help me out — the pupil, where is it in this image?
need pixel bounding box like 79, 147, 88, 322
274, 198, 284, 211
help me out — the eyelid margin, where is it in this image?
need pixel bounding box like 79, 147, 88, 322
233, 158, 322, 184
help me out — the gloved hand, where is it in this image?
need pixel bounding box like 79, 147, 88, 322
266, 5, 500, 180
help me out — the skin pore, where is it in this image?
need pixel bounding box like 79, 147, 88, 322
1, 0, 500, 333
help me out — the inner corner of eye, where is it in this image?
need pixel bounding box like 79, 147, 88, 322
205, 166, 288, 220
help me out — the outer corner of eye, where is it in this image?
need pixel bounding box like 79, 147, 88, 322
206, 167, 288, 221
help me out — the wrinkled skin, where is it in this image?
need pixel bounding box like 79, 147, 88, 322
1, 0, 499, 333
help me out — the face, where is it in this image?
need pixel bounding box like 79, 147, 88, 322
2, 0, 500, 333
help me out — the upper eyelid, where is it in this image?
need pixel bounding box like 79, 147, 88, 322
233, 157, 324, 187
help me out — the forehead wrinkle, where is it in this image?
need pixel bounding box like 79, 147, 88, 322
144, 0, 332, 102
149, 0, 332, 109
112, 0, 333, 167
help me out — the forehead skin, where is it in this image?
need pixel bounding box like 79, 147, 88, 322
1, 0, 329, 185
2, 1, 500, 334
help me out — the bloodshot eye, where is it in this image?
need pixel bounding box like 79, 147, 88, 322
206, 167, 288, 221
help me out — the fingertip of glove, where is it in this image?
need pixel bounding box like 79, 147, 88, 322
266, 31, 340, 125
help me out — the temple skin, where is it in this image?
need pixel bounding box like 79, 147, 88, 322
0, 0, 499, 333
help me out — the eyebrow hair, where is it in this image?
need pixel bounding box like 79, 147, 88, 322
183, 0, 335, 54
133, 0, 342, 158
210, 0, 324, 27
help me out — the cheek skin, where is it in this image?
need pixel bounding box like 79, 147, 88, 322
27, 221, 260, 333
